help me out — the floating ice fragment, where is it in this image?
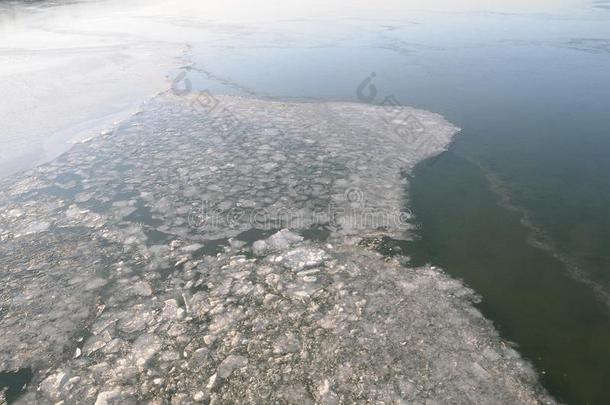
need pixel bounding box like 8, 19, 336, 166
85, 278, 108, 291
6, 208, 23, 218
65, 205, 84, 219
132, 281, 153, 297
162, 299, 185, 321
217, 355, 248, 378
273, 333, 300, 354
238, 199, 256, 208
228, 238, 246, 249
316, 379, 340, 405
282, 247, 327, 270
207, 373, 220, 390
252, 240, 267, 256
266, 229, 303, 250
74, 192, 94, 203
132, 334, 162, 368
22, 221, 51, 235
181, 243, 203, 253
39, 371, 68, 399
83, 330, 111, 355
94, 389, 122, 405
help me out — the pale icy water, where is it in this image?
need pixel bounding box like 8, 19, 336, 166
2, 0, 610, 403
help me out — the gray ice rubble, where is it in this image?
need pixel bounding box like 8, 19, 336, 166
0, 94, 554, 403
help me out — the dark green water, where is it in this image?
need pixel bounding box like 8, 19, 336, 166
0, 368, 32, 403
406, 149, 610, 404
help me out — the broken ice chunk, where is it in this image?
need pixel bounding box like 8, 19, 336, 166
266, 229, 303, 250
22, 220, 51, 235
217, 355, 248, 378
162, 299, 185, 321
132, 334, 162, 368
84, 278, 108, 291
132, 280, 153, 297
273, 333, 300, 354
181, 243, 204, 253
282, 247, 327, 270
252, 240, 267, 256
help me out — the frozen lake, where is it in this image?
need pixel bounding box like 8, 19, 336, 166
2, 0, 610, 403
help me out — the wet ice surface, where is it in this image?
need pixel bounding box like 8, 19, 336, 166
0, 94, 552, 403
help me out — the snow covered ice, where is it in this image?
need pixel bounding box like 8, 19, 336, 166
0, 93, 554, 403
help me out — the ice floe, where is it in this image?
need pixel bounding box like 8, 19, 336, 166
0, 94, 554, 403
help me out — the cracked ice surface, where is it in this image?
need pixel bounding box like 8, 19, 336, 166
0, 94, 553, 403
